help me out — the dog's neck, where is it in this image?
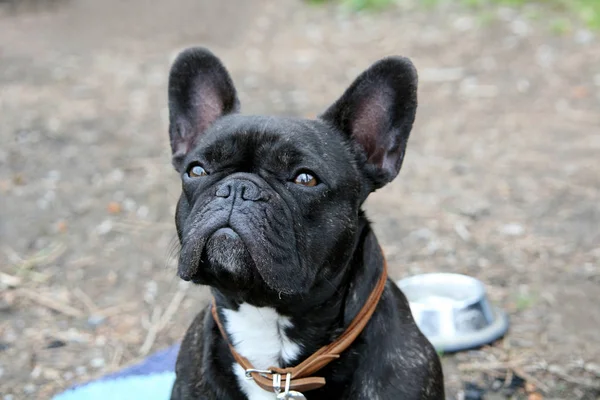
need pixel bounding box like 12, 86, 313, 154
212, 217, 385, 370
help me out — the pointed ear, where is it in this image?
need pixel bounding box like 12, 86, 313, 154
321, 57, 418, 188
168, 47, 239, 171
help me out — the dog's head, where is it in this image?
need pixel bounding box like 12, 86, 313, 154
168, 48, 417, 304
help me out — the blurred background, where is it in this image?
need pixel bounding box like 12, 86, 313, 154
0, 0, 599, 398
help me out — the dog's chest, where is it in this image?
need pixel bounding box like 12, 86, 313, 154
223, 303, 302, 400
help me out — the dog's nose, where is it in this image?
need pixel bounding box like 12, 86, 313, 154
215, 180, 266, 202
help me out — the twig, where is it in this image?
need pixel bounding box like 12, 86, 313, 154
67, 256, 96, 269
8, 242, 66, 271
503, 367, 513, 388
158, 287, 188, 331
139, 305, 162, 356
110, 343, 125, 369
547, 366, 600, 389
112, 220, 172, 234
73, 287, 99, 313
138, 286, 188, 356
18, 289, 84, 318
512, 365, 550, 393
28, 271, 53, 283
457, 358, 527, 372
460, 357, 551, 393
0, 272, 21, 287
454, 222, 471, 242
96, 302, 139, 318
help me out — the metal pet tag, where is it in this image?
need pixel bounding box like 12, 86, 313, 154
276, 390, 306, 400
274, 372, 306, 400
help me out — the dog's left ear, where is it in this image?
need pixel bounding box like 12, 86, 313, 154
168, 47, 239, 171
321, 57, 418, 189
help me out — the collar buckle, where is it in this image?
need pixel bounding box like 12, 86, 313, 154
244, 368, 272, 380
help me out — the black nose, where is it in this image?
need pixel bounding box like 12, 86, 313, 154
215, 179, 266, 202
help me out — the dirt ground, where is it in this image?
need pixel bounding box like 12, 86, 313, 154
0, 0, 599, 399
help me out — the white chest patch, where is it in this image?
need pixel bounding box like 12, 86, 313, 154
223, 303, 302, 400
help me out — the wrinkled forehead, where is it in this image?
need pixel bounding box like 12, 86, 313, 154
193, 115, 351, 169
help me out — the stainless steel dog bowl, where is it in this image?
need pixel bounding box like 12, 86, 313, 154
396, 273, 509, 353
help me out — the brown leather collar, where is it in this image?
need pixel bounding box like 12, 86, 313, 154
211, 258, 388, 394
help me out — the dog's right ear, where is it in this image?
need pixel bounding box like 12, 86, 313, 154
168, 47, 239, 171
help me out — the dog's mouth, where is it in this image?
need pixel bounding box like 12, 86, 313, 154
179, 226, 254, 285
177, 196, 313, 295
204, 227, 252, 274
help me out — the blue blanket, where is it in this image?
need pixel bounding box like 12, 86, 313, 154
53, 345, 180, 400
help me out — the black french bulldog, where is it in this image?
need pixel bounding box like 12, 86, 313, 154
168, 47, 444, 399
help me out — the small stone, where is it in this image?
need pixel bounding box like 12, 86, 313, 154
490, 378, 503, 391
517, 79, 530, 93
75, 366, 88, 376
74, 198, 93, 214
47, 170, 61, 181
46, 339, 66, 349
575, 29, 593, 45
144, 281, 158, 304
95, 335, 107, 346
96, 220, 113, 235
501, 374, 525, 395
107, 169, 124, 183
510, 19, 530, 36
548, 364, 563, 374
42, 368, 61, 380
536, 45, 555, 69
0, 274, 21, 289
453, 16, 475, 32
459, 77, 498, 98
410, 228, 433, 240
123, 198, 136, 212
454, 223, 471, 242
500, 223, 525, 236
137, 205, 149, 219
458, 202, 490, 220
90, 357, 105, 368
584, 362, 600, 375
23, 384, 36, 394
87, 314, 106, 327
463, 382, 485, 400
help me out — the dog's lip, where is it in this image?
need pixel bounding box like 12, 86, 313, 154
178, 225, 243, 282
210, 227, 239, 239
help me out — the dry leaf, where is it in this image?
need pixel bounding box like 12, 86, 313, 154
528, 392, 543, 400
107, 202, 122, 214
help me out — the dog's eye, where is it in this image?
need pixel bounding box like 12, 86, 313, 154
293, 172, 318, 187
188, 165, 208, 178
